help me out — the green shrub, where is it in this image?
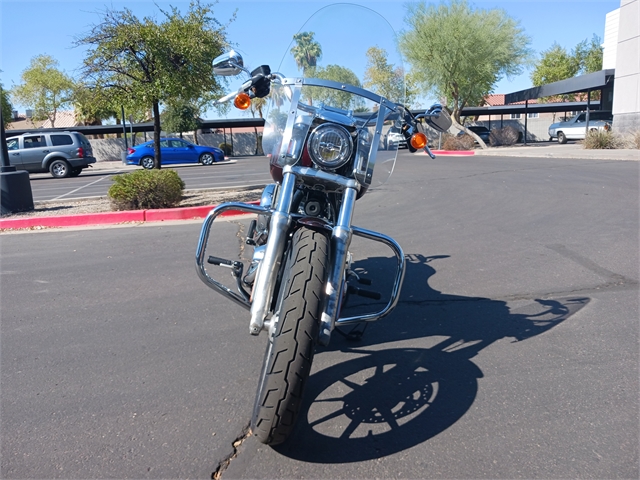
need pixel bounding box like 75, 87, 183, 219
442, 133, 475, 151
108, 169, 185, 211
583, 130, 623, 150
218, 142, 232, 156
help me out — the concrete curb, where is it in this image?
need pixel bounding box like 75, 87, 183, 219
0, 202, 260, 231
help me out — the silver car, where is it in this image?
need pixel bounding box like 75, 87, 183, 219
548, 112, 612, 144
5, 131, 96, 178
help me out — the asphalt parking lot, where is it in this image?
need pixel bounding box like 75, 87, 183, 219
1, 150, 638, 479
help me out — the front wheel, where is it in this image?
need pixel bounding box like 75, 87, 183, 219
557, 132, 567, 144
200, 152, 215, 165
251, 227, 329, 445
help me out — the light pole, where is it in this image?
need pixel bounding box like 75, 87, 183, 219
0, 90, 34, 215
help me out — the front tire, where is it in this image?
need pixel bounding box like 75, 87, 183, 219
251, 227, 329, 445
557, 132, 567, 144
200, 152, 215, 165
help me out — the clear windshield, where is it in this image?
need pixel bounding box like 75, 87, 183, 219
261, 4, 405, 188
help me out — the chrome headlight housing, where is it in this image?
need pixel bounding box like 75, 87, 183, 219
307, 123, 353, 170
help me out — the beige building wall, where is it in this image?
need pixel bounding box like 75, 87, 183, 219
612, 0, 640, 132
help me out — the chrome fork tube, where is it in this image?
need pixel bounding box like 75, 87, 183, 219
318, 186, 357, 346
248, 170, 296, 334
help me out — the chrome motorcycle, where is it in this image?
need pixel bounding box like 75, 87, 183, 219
195, 4, 451, 445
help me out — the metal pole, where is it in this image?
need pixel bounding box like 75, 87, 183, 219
0, 84, 12, 170
585, 89, 591, 136
121, 106, 128, 150
524, 100, 528, 145
0, 90, 34, 214
129, 115, 134, 146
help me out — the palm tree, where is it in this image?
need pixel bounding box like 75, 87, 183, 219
290, 32, 322, 75
249, 96, 268, 155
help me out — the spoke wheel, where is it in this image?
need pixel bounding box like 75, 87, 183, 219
251, 227, 329, 445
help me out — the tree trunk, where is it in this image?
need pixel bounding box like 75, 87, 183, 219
152, 101, 162, 169
450, 116, 489, 150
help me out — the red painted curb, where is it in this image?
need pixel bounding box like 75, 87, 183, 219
0, 210, 145, 230
144, 205, 215, 222
429, 150, 475, 156
0, 201, 262, 230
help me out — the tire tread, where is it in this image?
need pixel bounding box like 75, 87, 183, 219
251, 228, 328, 444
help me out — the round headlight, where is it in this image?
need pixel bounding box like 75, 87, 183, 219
307, 123, 353, 169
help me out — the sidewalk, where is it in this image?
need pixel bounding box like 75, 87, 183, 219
472, 142, 639, 161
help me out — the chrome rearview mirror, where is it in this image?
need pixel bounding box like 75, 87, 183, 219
212, 50, 246, 76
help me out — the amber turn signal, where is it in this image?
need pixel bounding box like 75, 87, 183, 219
410, 132, 428, 149
234, 92, 251, 110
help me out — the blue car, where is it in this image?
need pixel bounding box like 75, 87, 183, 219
125, 138, 225, 169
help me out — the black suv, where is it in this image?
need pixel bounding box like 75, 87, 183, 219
5, 131, 96, 178
457, 125, 491, 143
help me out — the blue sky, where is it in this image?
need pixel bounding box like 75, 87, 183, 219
1, 0, 621, 117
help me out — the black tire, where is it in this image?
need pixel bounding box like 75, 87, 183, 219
141, 156, 155, 169
557, 132, 567, 144
49, 159, 71, 178
69, 167, 82, 177
251, 227, 329, 445
200, 152, 215, 165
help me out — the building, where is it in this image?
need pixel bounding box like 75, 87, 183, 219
609, 0, 639, 133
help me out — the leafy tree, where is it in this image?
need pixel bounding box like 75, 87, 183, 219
75, 1, 230, 168
530, 43, 580, 87
246, 96, 268, 155
72, 82, 120, 126
1, 81, 12, 129
308, 64, 363, 110
363, 47, 405, 104
11, 55, 74, 128
290, 32, 322, 75
399, 0, 531, 147
162, 99, 200, 139
530, 35, 603, 110
574, 35, 603, 74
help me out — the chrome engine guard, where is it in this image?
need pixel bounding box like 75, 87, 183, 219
195, 189, 405, 346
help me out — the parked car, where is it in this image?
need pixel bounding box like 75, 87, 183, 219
5, 131, 96, 178
548, 111, 612, 144
386, 131, 407, 149
457, 125, 491, 144
125, 138, 225, 169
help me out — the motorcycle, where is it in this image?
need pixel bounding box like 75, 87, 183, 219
195, 4, 451, 445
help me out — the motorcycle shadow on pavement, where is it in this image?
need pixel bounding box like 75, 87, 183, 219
274, 253, 590, 463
